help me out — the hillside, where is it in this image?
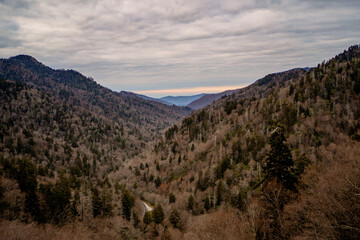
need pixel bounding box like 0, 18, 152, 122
117, 45, 360, 239
187, 68, 311, 110
0, 55, 191, 141
1, 45, 360, 240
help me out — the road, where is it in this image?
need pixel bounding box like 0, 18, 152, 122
139, 200, 153, 218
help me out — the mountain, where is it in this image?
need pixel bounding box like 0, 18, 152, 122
187, 89, 239, 110
132, 92, 172, 105
187, 68, 312, 110
0, 55, 191, 141
1, 46, 360, 240
160, 93, 206, 106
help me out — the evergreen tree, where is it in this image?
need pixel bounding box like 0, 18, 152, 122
235, 191, 246, 210
100, 188, 113, 217
39, 173, 72, 224
16, 158, 41, 221
169, 193, 176, 203
121, 189, 135, 221
143, 211, 153, 225
153, 204, 165, 224
187, 195, 194, 211
71, 191, 80, 218
216, 181, 224, 206
169, 209, 181, 229
156, 162, 160, 171
204, 196, 210, 211
155, 176, 162, 188
263, 127, 297, 190
91, 186, 102, 217
132, 211, 140, 227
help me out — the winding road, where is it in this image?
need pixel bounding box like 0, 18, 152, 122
139, 200, 153, 218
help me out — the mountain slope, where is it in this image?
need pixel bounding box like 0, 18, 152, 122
187, 68, 311, 110
0, 55, 191, 141
118, 45, 360, 239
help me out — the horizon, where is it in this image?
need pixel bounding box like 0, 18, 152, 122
133, 84, 249, 98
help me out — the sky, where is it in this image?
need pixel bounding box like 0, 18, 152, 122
1, 0, 360, 98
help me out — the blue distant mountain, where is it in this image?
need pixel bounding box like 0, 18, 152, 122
131, 92, 171, 105
159, 94, 207, 106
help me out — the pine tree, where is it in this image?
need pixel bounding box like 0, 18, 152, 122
235, 191, 246, 210
155, 176, 162, 188
132, 211, 140, 227
153, 204, 165, 224
121, 189, 135, 221
263, 127, 297, 190
169, 193, 176, 203
143, 211, 153, 225
71, 191, 80, 218
91, 186, 102, 217
16, 157, 41, 221
187, 195, 194, 211
204, 196, 210, 211
216, 181, 224, 206
169, 209, 181, 229
100, 188, 113, 217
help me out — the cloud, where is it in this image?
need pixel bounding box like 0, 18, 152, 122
0, 0, 359, 97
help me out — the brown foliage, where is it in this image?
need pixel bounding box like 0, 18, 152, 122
170, 210, 253, 240
0, 216, 142, 240
280, 143, 360, 239
254, 143, 360, 240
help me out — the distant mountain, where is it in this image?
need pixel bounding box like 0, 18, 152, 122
160, 93, 206, 106
187, 89, 239, 110
132, 92, 172, 105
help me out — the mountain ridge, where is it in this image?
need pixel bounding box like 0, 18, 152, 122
160, 93, 207, 106
0, 55, 191, 141
187, 67, 312, 110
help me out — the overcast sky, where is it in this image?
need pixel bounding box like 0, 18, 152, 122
1, 0, 359, 97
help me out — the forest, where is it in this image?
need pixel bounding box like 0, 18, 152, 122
0, 45, 360, 239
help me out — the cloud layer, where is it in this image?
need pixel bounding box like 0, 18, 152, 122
1, 0, 360, 97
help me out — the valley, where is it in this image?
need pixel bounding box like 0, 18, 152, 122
0, 45, 360, 240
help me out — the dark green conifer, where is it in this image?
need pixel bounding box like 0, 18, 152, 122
153, 204, 165, 224
143, 211, 153, 224
121, 189, 135, 221
264, 127, 297, 190
187, 195, 194, 211
204, 196, 210, 211
169, 209, 181, 229
169, 193, 176, 203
